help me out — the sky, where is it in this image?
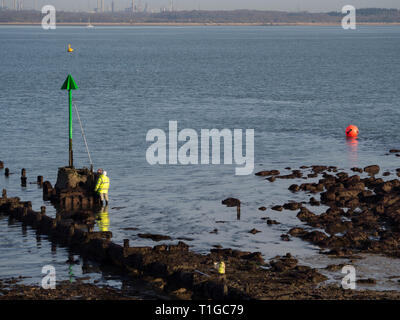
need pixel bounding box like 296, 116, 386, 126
6, 0, 400, 12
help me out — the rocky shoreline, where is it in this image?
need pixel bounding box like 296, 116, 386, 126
255, 163, 400, 259
0, 195, 399, 300
0, 277, 137, 300
2, 157, 400, 299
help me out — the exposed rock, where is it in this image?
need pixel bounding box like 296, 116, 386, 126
137, 234, 172, 241
302, 231, 328, 245
0, 279, 139, 300
297, 208, 317, 223
276, 174, 298, 180
309, 197, 320, 206
364, 165, 380, 176
311, 166, 328, 173
283, 202, 302, 211
221, 198, 240, 207
255, 170, 280, 176
292, 170, 303, 178
289, 184, 300, 192
55, 167, 92, 190
280, 234, 290, 241
269, 253, 298, 272
288, 228, 307, 237
325, 264, 346, 271
357, 278, 377, 284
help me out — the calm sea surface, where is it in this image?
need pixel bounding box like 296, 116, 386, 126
1, 25, 400, 290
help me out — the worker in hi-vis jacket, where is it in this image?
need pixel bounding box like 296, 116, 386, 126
95, 168, 110, 206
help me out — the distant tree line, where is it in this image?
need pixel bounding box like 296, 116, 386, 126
0, 9, 399, 24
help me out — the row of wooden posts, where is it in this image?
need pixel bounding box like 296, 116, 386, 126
0, 162, 43, 188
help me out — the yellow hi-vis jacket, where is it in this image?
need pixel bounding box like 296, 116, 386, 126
95, 174, 110, 194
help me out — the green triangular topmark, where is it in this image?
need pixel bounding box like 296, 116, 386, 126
61, 74, 79, 90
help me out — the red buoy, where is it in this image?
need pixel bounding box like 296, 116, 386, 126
346, 125, 359, 138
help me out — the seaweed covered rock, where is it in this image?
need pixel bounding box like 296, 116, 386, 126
43, 167, 100, 210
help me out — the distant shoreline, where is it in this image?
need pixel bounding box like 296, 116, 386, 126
1, 22, 400, 27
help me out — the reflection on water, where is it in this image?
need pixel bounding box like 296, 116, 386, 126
0, 217, 167, 298
36, 233, 41, 249
96, 206, 110, 232
346, 137, 359, 165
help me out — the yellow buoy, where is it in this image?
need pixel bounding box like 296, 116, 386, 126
67, 44, 74, 53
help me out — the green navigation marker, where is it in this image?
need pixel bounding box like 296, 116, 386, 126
61, 74, 79, 168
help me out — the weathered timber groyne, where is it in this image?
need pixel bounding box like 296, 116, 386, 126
0, 190, 255, 299
1, 189, 339, 300
43, 167, 100, 210
6, 161, 400, 299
